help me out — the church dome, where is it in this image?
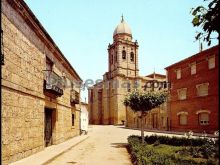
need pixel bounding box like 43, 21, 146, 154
113, 16, 132, 36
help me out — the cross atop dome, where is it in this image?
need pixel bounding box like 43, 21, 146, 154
121, 14, 124, 22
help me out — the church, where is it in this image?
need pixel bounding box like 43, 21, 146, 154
88, 16, 168, 130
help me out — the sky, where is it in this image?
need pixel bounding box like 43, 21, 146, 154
25, 0, 218, 102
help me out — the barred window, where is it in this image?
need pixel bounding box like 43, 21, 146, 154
199, 113, 209, 125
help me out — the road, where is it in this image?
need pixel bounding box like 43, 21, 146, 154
46, 125, 184, 165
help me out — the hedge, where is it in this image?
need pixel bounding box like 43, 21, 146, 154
127, 135, 218, 165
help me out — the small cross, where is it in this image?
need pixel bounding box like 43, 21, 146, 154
121, 14, 124, 22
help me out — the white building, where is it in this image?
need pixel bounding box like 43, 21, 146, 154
80, 102, 89, 134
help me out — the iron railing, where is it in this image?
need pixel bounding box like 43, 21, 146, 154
43, 70, 63, 96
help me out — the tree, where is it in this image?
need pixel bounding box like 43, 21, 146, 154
123, 90, 167, 143
191, 0, 219, 46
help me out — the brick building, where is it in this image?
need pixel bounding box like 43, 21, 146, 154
165, 45, 219, 134
1, 0, 82, 164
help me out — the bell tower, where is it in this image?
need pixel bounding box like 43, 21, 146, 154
107, 16, 139, 78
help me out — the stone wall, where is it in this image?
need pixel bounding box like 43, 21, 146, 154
2, 0, 81, 164
2, 88, 45, 164
2, 6, 45, 163
89, 74, 168, 128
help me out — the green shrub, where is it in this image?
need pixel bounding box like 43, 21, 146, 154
199, 143, 216, 159
189, 146, 201, 158
144, 134, 217, 147
128, 135, 218, 165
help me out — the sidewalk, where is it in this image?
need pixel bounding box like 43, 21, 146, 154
10, 135, 89, 165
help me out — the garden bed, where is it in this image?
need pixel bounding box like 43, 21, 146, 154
127, 135, 219, 165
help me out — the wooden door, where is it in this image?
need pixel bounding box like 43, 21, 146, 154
45, 109, 52, 147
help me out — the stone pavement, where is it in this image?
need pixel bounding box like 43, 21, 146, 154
9, 135, 89, 165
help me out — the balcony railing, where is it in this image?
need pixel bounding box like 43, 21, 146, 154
43, 70, 63, 96
70, 89, 79, 104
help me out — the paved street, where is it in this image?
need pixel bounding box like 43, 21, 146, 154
46, 125, 132, 165
46, 125, 185, 165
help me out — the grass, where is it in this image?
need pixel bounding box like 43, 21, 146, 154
149, 144, 181, 154
144, 144, 207, 164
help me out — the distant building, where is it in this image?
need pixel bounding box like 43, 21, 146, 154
2, 0, 82, 164
165, 45, 219, 134
88, 16, 168, 130
80, 102, 89, 134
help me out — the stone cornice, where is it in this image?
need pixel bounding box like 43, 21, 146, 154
108, 38, 139, 50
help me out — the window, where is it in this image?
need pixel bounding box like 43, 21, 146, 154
46, 57, 53, 71
208, 56, 215, 69
176, 69, 181, 79
72, 114, 75, 126
191, 62, 196, 75
196, 83, 209, 96
179, 114, 187, 125
130, 52, 134, 62
122, 50, 126, 60
115, 52, 117, 62
177, 88, 187, 100
111, 54, 113, 64
199, 113, 209, 125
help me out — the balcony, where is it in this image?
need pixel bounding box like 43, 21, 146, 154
43, 70, 63, 96
70, 90, 79, 105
